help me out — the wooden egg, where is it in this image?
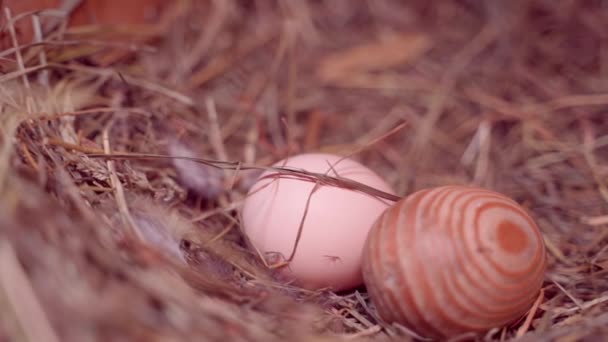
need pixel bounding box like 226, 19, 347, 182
361, 185, 547, 339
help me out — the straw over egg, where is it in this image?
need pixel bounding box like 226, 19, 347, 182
361, 185, 547, 339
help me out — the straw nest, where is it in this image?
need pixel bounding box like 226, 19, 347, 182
1, 1, 607, 341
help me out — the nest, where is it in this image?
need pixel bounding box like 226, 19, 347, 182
1, 1, 608, 341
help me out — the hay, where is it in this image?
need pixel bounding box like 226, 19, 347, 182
1, 1, 608, 341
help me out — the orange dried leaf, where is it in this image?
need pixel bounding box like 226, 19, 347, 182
317, 32, 432, 82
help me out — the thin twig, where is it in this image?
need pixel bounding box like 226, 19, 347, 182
85, 152, 401, 202
341, 325, 382, 340
205, 97, 229, 162
516, 288, 545, 338
582, 215, 608, 226
4, 7, 31, 92
551, 293, 608, 318
551, 278, 583, 309
285, 180, 322, 263
45, 137, 105, 154
0, 40, 157, 60
102, 122, 144, 241
31, 14, 49, 87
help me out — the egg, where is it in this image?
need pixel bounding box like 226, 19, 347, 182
240, 153, 396, 291
361, 185, 547, 339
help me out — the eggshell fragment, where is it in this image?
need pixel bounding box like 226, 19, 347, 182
240, 153, 395, 291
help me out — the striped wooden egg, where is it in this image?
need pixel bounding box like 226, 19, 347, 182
361, 185, 547, 339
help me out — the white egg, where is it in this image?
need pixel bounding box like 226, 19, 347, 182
240, 153, 396, 291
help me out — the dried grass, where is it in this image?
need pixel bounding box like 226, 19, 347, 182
1, 1, 608, 341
